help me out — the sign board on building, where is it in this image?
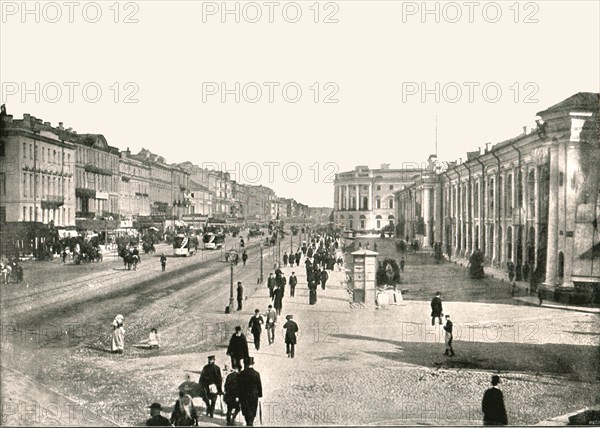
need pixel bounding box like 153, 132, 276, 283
120, 220, 133, 228
96, 191, 109, 200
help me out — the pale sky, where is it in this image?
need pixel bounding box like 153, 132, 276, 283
2, 0, 599, 207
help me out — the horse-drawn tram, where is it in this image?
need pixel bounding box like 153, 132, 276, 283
173, 234, 199, 256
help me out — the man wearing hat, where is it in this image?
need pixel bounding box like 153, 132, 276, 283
482, 375, 508, 425
227, 326, 249, 370
146, 403, 170, 426
248, 309, 264, 351
199, 355, 223, 418
283, 315, 299, 358
267, 273, 275, 298
289, 272, 298, 297
431, 292, 443, 326
224, 363, 241, 425
265, 305, 277, 345
238, 357, 263, 426
443, 314, 455, 356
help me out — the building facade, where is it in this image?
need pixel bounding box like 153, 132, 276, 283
333, 164, 427, 231
119, 150, 151, 221
189, 180, 213, 216
394, 92, 600, 295
0, 113, 76, 227
72, 133, 120, 224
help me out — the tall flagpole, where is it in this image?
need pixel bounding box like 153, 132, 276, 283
435, 113, 438, 156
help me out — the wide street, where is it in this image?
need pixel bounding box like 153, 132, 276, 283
1, 236, 599, 426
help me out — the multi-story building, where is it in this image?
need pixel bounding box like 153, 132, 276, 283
171, 165, 190, 220
394, 92, 599, 299
246, 185, 276, 222
189, 180, 213, 216
119, 149, 151, 221
134, 149, 176, 219
0, 112, 76, 227
333, 164, 427, 231
71, 131, 120, 226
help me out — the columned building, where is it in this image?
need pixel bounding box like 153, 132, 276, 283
393, 92, 599, 295
396, 155, 444, 248
333, 164, 426, 232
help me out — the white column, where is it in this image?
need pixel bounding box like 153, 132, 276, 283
345, 184, 349, 210
423, 186, 431, 247
355, 184, 359, 211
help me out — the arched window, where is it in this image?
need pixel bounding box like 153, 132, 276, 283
388, 198, 394, 209
360, 215, 366, 230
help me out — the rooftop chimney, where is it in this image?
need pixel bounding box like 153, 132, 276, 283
485, 142, 492, 153
380, 163, 390, 170
58, 122, 64, 130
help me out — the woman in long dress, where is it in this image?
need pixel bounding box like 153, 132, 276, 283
170, 393, 198, 426
111, 314, 125, 353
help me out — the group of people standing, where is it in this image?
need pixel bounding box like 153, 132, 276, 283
430, 292, 455, 357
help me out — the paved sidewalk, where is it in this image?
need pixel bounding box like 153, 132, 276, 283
0, 365, 119, 427
514, 295, 600, 313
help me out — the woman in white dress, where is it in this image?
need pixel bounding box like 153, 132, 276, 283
111, 314, 125, 353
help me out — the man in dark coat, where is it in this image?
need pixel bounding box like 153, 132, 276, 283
283, 315, 299, 358
289, 272, 298, 297
237, 281, 243, 311
199, 355, 223, 418
482, 375, 508, 425
288, 252, 294, 267
160, 253, 167, 272
314, 265, 321, 287
282, 252, 288, 267
308, 279, 317, 305
248, 309, 264, 351
267, 273, 275, 298
295, 251, 301, 266
273, 285, 284, 316
320, 268, 329, 291
242, 251, 248, 266
431, 292, 443, 326
443, 314, 455, 356
238, 357, 263, 427
226, 326, 249, 370
224, 363, 241, 425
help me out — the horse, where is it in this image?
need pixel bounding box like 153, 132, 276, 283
131, 254, 139, 271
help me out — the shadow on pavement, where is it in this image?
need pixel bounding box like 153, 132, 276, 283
352, 339, 600, 382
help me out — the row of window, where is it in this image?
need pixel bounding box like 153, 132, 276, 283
76, 170, 119, 193
339, 196, 394, 210
22, 142, 72, 166
76, 147, 118, 171
21, 205, 72, 225
22, 172, 72, 200
338, 184, 395, 191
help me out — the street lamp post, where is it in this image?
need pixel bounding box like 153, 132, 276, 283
259, 243, 264, 283
229, 257, 234, 312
